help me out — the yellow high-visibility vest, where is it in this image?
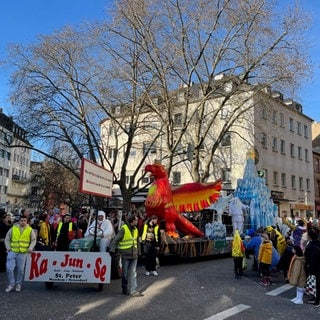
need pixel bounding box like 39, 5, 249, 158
118, 224, 138, 250
57, 222, 73, 236
10, 225, 32, 253
141, 223, 159, 242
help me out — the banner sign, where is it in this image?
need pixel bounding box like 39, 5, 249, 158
79, 158, 113, 198
24, 251, 111, 284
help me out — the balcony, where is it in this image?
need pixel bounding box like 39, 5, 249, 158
11, 175, 28, 184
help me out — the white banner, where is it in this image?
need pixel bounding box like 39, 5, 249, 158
79, 158, 113, 198
24, 251, 111, 284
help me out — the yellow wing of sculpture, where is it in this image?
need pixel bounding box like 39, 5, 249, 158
172, 179, 222, 212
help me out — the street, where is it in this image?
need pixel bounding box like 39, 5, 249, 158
1, 255, 319, 320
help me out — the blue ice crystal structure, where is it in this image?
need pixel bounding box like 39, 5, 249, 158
233, 157, 278, 231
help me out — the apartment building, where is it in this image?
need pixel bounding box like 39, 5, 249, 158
252, 92, 314, 219
101, 76, 314, 219
312, 122, 320, 217
0, 109, 32, 213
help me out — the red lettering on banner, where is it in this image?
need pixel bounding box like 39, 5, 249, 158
93, 257, 106, 282
29, 252, 48, 280
61, 254, 83, 268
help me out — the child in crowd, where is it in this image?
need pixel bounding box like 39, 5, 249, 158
231, 229, 245, 279
288, 246, 306, 304
258, 233, 273, 286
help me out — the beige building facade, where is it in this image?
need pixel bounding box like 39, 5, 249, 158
312, 122, 320, 217
0, 110, 31, 214
101, 78, 314, 219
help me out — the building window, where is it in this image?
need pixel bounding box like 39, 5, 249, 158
306, 178, 310, 192
125, 175, 134, 185
261, 133, 267, 148
289, 118, 294, 132
7, 135, 12, 144
225, 82, 233, 93
220, 107, 229, 119
141, 177, 149, 184
281, 173, 286, 187
129, 148, 136, 157
150, 122, 159, 129
273, 171, 278, 185
108, 147, 116, 159
109, 126, 114, 136
280, 140, 285, 154
299, 177, 303, 190
264, 169, 268, 185
291, 175, 296, 189
297, 146, 302, 160
124, 122, 131, 133
280, 113, 284, 127
305, 149, 309, 162
172, 171, 181, 185
304, 125, 309, 138
316, 159, 320, 172
261, 108, 267, 120
143, 143, 157, 155
272, 110, 277, 124
222, 168, 231, 182
272, 137, 278, 152
221, 132, 231, 147
174, 113, 182, 126
290, 143, 295, 157
297, 122, 302, 135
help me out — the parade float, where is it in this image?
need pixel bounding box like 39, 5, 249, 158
144, 160, 227, 260
145, 148, 279, 260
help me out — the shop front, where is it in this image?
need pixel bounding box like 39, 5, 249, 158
290, 203, 314, 219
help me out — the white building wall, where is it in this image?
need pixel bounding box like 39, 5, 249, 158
101, 84, 314, 218
252, 97, 314, 218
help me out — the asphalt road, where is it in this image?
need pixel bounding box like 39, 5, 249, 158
1, 255, 320, 320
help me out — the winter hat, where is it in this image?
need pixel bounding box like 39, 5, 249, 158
98, 211, 106, 219
248, 229, 255, 237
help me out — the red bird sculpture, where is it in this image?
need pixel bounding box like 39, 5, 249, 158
145, 161, 222, 238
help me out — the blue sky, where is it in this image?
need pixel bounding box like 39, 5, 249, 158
0, 0, 319, 122
0, 0, 110, 113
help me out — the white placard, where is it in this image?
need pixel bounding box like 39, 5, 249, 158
79, 158, 113, 198
24, 251, 111, 284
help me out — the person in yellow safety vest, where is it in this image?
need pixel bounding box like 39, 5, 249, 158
4, 215, 36, 293
109, 213, 143, 297
55, 213, 76, 251
141, 215, 161, 276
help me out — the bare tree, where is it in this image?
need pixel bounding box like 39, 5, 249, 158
102, 0, 311, 181
40, 159, 88, 211
3, 0, 311, 210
